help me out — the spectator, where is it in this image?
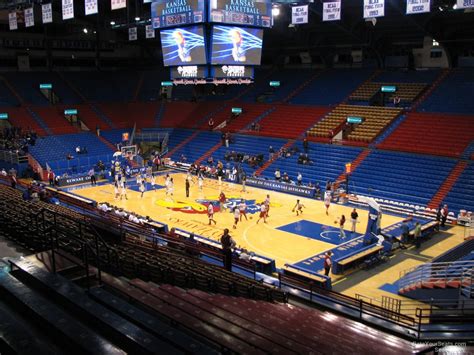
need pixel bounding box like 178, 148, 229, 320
88, 168, 96, 186
441, 204, 448, 227
66, 153, 74, 160
269, 146, 275, 161
414, 222, 422, 249
393, 96, 401, 107
324, 251, 333, 276
274, 169, 281, 181
221, 228, 236, 271
297, 172, 303, 186
303, 138, 309, 153
315, 182, 321, 199
239, 248, 252, 262
0, 168, 7, 176
208, 118, 214, 131
48, 170, 55, 186
350, 208, 358, 233
401, 220, 410, 243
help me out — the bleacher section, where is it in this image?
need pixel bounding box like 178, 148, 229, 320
267, 141, 362, 185
4, 107, 47, 136
307, 104, 402, 143
29, 132, 114, 171
210, 134, 287, 176
74, 104, 113, 131
418, 68, 474, 114
379, 112, 474, 158
444, 163, 474, 214
211, 102, 273, 132
349, 82, 426, 103
169, 131, 222, 163
351, 150, 456, 207
242, 69, 316, 103
62, 71, 139, 102
159, 101, 222, 129
0, 79, 20, 106
97, 102, 159, 129
374, 69, 440, 84
2, 72, 50, 105
31, 106, 78, 135
137, 70, 168, 102
290, 69, 373, 105
254, 105, 328, 139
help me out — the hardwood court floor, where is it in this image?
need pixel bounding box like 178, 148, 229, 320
72, 172, 466, 306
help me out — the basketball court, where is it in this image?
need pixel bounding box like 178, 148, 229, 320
65, 169, 464, 304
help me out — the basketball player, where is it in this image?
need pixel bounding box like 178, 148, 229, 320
292, 199, 305, 216
219, 191, 226, 212
339, 214, 346, 239
207, 203, 217, 225
150, 173, 156, 190
139, 179, 145, 198
324, 190, 331, 215
120, 180, 128, 200
256, 203, 267, 224
233, 207, 240, 229
239, 199, 248, 221
198, 173, 204, 191
350, 208, 359, 233
264, 194, 271, 217
241, 174, 247, 193
166, 177, 174, 198
114, 181, 120, 200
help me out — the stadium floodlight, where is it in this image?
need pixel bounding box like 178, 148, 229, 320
135, 17, 140, 21
83, 28, 88, 34
272, 7, 280, 17
110, 21, 116, 25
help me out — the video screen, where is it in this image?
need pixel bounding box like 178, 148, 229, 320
160, 25, 207, 66
211, 25, 263, 65
151, 0, 205, 29
209, 0, 272, 28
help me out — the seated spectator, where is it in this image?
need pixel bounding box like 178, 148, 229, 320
66, 153, 74, 160
239, 248, 252, 262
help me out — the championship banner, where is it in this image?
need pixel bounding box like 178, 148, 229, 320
457, 0, 474, 8
62, 0, 75, 20
406, 0, 430, 14
292, 5, 308, 25
129, 27, 137, 41
323, 0, 341, 21
85, 0, 98, 15
145, 25, 155, 39
24, 7, 34, 28
42, 3, 53, 24
111, 0, 127, 10
8, 12, 17, 30
363, 0, 384, 18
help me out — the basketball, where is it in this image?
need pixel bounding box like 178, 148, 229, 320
334, 220, 338, 224
249, 216, 253, 220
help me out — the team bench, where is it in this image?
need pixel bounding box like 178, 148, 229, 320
280, 264, 332, 290
332, 244, 384, 275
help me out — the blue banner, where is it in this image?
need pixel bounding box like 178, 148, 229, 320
246, 177, 315, 197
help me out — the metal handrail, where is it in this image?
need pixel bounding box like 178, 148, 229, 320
399, 260, 474, 291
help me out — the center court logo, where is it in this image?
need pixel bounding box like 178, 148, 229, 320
155, 196, 281, 214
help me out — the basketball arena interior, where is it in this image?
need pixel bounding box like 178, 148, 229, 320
0, 0, 474, 353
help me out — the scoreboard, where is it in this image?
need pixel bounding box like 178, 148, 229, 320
209, 0, 272, 28
151, 0, 205, 29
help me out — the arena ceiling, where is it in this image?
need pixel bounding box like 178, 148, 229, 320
0, 0, 473, 60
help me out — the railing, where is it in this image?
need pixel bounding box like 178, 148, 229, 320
0, 150, 23, 164
461, 268, 473, 298
399, 260, 474, 291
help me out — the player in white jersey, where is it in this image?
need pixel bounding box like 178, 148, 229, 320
256, 203, 267, 224
238, 199, 248, 221
150, 173, 156, 190
324, 191, 331, 215
198, 173, 204, 191
120, 180, 128, 200
264, 194, 271, 217
166, 177, 174, 198
207, 203, 216, 225
292, 199, 305, 216
139, 179, 145, 198
233, 207, 241, 229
